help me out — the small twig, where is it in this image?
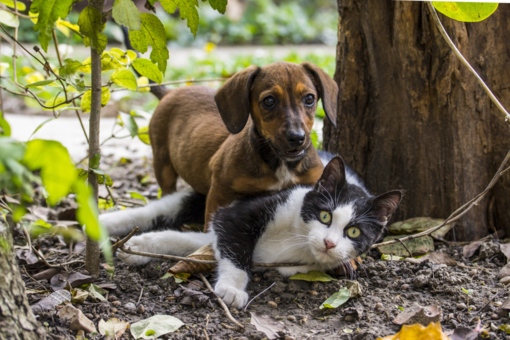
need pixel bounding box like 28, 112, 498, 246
22, 266, 47, 290
109, 78, 228, 93
32, 246, 85, 268
427, 2, 510, 125
111, 227, 139, 253
373, 149, 510, 249
105, 185, 117, 206
198, 273, 244, 330
203, 329, 209, 340
243, 282, 275, 312
22, 225, 32, 258
137, 286, 144, 304
431, 235, 451, 246
477, 290, 500, 316
395, 238, 412, 257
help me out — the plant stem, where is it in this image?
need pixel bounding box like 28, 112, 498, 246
85, 0, 105, 277
427, 2, 510, 125
52, 30, 89, 144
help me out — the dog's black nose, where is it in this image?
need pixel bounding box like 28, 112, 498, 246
286, 129, 306, 147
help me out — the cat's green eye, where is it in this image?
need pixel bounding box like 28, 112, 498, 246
320, 211, 331, 224
347, 227, 361, 238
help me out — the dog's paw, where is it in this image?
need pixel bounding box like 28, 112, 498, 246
117, 236, 152, 266
214, 282, 249, 309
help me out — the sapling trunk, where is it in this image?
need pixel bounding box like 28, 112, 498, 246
85, 0, 105, 276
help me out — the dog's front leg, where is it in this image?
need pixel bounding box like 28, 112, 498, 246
204, 180, 234, 231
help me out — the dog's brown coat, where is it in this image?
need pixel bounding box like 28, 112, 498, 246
149, 61, 338, 227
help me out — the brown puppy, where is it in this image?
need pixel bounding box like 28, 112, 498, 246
149, 61, 338, 228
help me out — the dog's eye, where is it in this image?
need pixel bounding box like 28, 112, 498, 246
347, 227, 361, 238
319, 211, 331, 224
304, 94, 315, 106
263, 96, 276, 108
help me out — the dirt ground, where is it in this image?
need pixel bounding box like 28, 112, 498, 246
17, 156, 510, 339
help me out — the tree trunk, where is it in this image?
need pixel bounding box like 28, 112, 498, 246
85, 0, 105, 276
0, 219, 45, 340
324, 0, 510, 241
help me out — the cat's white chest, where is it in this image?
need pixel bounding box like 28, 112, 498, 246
270, 164, 297, 191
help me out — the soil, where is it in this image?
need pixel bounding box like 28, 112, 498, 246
16, 156, 510, 340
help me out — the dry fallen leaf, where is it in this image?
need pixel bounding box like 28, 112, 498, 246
392, 304, 442, 326
98, 318, 129, 340
345, 280, 362, 298
50, 272, 94, 291
405, 252, 457, 266
463, 241, 483, 258
449, 327, 478, 340
168, 243, 216, 275
250, 312, 286, 340
30, 290, 71, 313
499, 263, 510, 278
500, 243, 510, 263
378, 322, 449, 340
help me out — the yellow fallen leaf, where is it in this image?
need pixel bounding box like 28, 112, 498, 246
378, 322, 449, 340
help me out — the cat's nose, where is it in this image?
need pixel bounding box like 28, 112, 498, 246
324, 239, 336, 250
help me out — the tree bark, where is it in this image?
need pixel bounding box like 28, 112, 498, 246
0, 219, 45, 340
85, 0, 105, 276
324, 0, 510, 241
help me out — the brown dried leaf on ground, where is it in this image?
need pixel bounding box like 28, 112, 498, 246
168, 243, 216, 275
500, 243, 510, 263
463, 241, 483, 258
392, 304, 442, 326
32, 267, 61, 280
499, 263, 510, 278
345, 280, 362, 298
16, 248, 39, 264
50, 272, 94, 291
250, 312, 286, 340
449, 327, 478, 340
378, 322, 448, 340
405, 252, 457, 266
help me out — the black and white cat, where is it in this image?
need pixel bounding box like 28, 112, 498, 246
99, 153, 402, 308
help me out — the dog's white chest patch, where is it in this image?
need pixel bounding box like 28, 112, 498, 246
270, 164, 297, 190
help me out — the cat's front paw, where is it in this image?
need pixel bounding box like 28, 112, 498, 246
117, 235, 153, 266
214, 282, 249, 309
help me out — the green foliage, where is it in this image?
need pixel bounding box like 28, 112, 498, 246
59, 59, 83, 80
132, 59, 163, 85
111, 69, 138, 91
81, 88, 111, 113
160, 0, 200, 37
129, 13, 169, 74
78, 6, 108, 54
30, 0, 73, 52
432, 2, 498, 22
208, 0, 228, 14
0, 9, 19, 27
320, 288, 350, 309
0, 111, 11, 137
119, 112, 139, 137
112, 0, 141, 31
289, 271, 336, 282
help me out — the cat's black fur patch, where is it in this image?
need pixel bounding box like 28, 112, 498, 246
151, 192, 207, 231
213, 189, 293, 271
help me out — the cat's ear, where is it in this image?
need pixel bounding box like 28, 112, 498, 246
370, 190, 404, 225
314, 157, 346, 194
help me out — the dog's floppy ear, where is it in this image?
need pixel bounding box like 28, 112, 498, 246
214, 65, 261, 134
301, 61, 338, 128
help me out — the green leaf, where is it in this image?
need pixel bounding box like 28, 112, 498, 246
499, 325, 510, 335
320, 288, 350, 309
90, 153, 101, 169
0, 0, 27, 11
138, 126, 150, 145
208, 0, 227, 14
128, 191, 147, 204
29, 117, 57, 140
432, 2, 498, 22
119, 112, 139, 137
59, 59, 83, 79
381, 254, 405, 261
129, 13, 169, 75
132, 58, 163, 84
78, 6, 108, 54
85, 283, 107, 301
23, 140, 76, 206
130, 315, 184, 339
31, 0, 73, 52
160, 0, 199, 37
111, 69, 138, 91
112, 0, 141, 31
0, 9, 19, 27
0, 111, 11, 137
81, 88, 110, 113
289, 271, 337, 282
25, 79, 56, 88
311, 129, 318, 149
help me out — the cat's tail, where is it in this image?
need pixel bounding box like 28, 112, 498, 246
121, 26, 170, 100
99, 189, 206, 237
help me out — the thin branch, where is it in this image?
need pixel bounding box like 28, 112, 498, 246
32, 246, 85, 268
0, 31, 40, 70
111, 227, 139, 253
395, 238, 413, 257
427, 2, 510, 125
243, 282, 275, 312
118, 246, 301, 267
198, 273, 244, 330
0, 5, 37, 18
109, 78, 228, 93
373, 149, 510, 249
